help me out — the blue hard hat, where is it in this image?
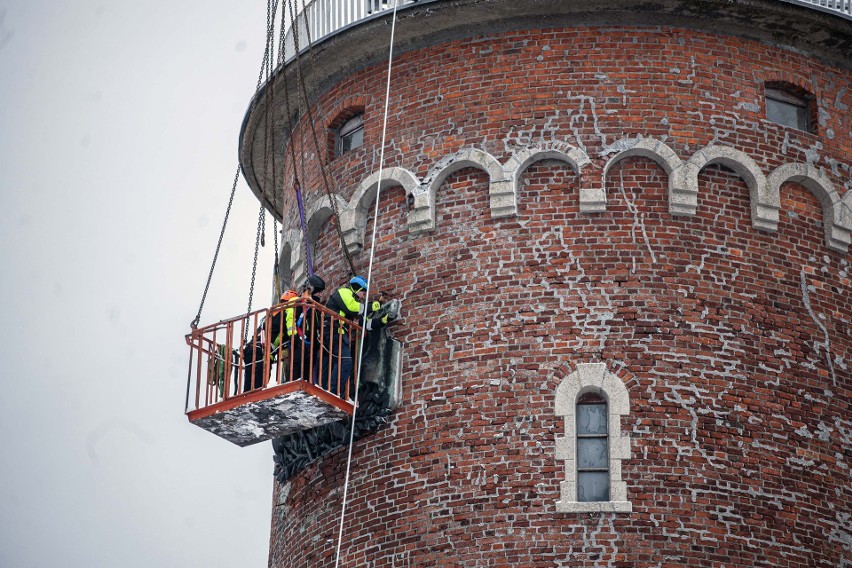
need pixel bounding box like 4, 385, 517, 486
350, 275, 368, 291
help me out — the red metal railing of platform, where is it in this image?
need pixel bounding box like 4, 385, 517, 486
185, 298, 362, 421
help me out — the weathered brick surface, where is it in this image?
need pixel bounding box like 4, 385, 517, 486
268, 25, 851, 568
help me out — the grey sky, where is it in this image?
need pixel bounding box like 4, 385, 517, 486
1, 2, 280, 566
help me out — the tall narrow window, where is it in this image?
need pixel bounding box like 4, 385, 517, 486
765, 85, 813, 133
336, 114, 364, 156
555, 363, 632, 513
576, 392, 609, 502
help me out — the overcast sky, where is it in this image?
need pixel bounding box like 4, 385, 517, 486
0, 2, 281, 566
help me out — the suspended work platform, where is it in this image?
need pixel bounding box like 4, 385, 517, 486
185, 299, 363, 447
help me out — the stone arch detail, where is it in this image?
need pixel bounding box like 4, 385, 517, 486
341, 166, 420, 250
554, 362, 632, 513
503, 144, 592, 215
415, 148, 507, 224
768, 163, 850, 253
305, 194, 342, 245
674, 145, 775, 230
602, 138, 683, 214
284, 146, 848, 276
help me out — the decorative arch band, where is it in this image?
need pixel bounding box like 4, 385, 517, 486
285, 139, 851, 281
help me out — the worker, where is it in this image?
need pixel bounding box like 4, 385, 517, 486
321, 276, 366, 397
242, 328, 266, 393
242, 287, 301, 392
321, 275, 399, 398
243, 292, 285, 392
288, 275, 326, 382
259, 275, 328, 387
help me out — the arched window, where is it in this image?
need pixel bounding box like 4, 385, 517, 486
576, 391, 609, 502
765, 83, 814, 133
336, 113, 364, 156
555, 363, 632, 513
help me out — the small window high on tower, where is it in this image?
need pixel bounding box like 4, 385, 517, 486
765, 84, 813, 133
336, 113, 364, 156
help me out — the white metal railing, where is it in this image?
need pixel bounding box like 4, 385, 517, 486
787, 0, 852, 16
282, 0, 850, 61
283, 0, 420, 60
799, 0, 852, 11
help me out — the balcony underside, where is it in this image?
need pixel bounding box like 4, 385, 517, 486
188, 381, 353, 447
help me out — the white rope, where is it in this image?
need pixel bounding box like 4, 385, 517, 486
334, 0, 400, 565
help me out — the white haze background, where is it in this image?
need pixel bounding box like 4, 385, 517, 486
0, 2, 279, 566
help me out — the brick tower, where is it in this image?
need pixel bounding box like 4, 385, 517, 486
238, 1, 851, 565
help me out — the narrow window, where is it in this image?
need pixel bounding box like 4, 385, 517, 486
576, 392, 609, 502
554, 363, 632, 513
766, 86, 812, 133
336, 114, 364, 156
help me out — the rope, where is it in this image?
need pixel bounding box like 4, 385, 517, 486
294, 179, 314, 275
334, 1, 400, 565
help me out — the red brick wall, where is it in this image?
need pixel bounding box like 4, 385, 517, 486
269, 25, 851, 567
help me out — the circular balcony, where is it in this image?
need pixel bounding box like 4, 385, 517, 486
240, 0, 851, 209
283, 0, 850, 62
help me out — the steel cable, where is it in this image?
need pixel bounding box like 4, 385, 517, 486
334, 1, 401, 565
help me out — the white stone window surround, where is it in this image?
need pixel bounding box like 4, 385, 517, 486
555, 363, 633, 513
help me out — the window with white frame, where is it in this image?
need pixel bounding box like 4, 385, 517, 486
554, 363, 632, 513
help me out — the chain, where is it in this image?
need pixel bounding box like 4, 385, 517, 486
288, 0, 357, 276
263, 0, 278, 280
191, 166, 242, 329
261, 0, 277, 203
247, 0, 278, 320
278, 0, 288, 67
248, 204, 266, 316
281, 0, 313, 279
190, 0, 281, 330
273, 217, 281, 297
274, 0, 288, 295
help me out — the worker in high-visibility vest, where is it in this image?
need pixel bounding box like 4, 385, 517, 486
243, 289, 295, 392
288, 275, 326, 383
319, 276, 383, 396
320, 275, 401, 398
261, 275, 328, 385
321, 276, 367, 398
242, 275, 329, 392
